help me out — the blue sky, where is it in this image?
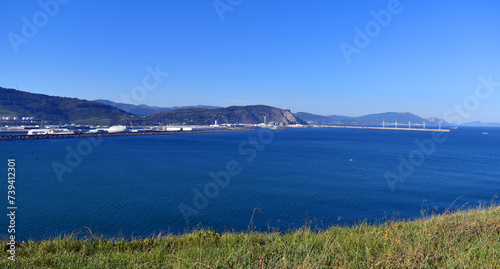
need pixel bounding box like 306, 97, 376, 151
1, 0, 499, 122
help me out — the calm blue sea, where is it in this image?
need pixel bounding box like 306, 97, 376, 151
1, 127, 499, 241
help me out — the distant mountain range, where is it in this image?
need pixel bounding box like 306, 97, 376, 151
94, 99, 220, 116
0, 87, 304, 126
295, 112, 450, 126
294, 112, 350, 125
461, 121, 500, 127
2, 86, 498, 127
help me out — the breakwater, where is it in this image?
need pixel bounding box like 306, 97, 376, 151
321, 125, 451, 132
0, 128, 253, 141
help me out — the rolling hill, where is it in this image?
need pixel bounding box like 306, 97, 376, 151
144, 105, 307, 125
0, 87, 306, 126
0, 87, 136, 125
2, 86, 461, 127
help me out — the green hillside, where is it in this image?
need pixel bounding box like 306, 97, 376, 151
0, 87, 306, 126
0, 87, 136, 125
145, 105, 307, 125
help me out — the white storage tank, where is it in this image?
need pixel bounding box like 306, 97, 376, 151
27, 129, 52, 135
166, 127, 181, 132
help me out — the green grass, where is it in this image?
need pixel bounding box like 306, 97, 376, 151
2, 205, 500, 268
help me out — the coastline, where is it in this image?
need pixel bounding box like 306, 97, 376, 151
318, 125, 452, 132
0, 127, 254, 141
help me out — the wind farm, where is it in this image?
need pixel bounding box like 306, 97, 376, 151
316, 121, 451, 132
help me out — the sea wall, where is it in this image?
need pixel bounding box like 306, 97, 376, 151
0, 128, 253, 141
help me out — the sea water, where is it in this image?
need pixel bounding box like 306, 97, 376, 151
0, 127, 498, 240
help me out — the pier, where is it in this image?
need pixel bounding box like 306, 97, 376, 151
317, 125, 451, 132
314, 119, 452, 132
0, 128, 254, 141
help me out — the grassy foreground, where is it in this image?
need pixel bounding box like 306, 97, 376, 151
2, 206, 500, 268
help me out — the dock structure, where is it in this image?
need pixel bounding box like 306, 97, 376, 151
0, 128, 254, 141
318, 121, 451, 132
